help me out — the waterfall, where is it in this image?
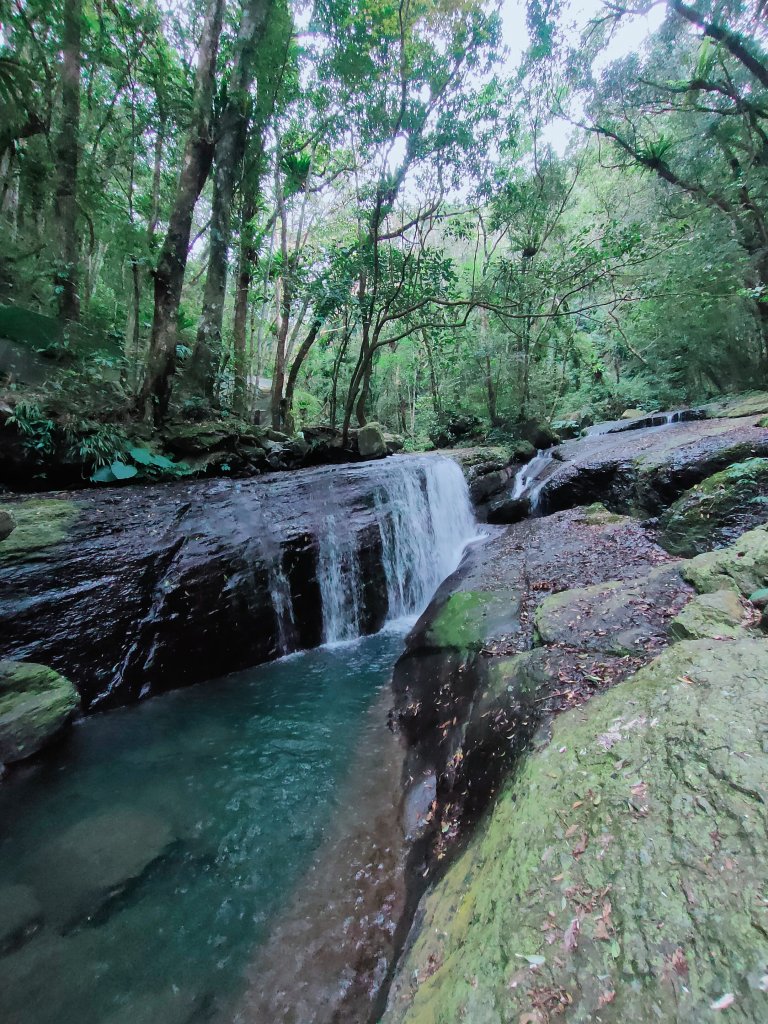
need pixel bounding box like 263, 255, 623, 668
317, 455, 478, 643
373, 456, 478, 623
509, 449, 555, 511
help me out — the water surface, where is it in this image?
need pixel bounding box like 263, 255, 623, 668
0, 631, 405, 1024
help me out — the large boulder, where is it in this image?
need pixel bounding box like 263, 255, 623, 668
0, 660, 79, 767
668, 589, 747, 641
658, 457, 768, 556
357, 421, 387, 459
384, 637, 768, 1024
0, 499, 77, 564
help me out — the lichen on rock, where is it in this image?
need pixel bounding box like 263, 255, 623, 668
668, 589, 747, 641
682, 523, 768, 596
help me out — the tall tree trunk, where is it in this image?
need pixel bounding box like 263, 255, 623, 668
54, 0, 82, 323
232, 194, 257, 417
190, 0, 273, 403
137, 0, 224, 422
282, 315, 324, 430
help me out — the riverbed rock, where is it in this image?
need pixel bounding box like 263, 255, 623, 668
384, 636, 768, 1024
25, 807, 175, 927
0, 660, 79, 766
658, 457, 768, 556
486, 493, 529, 524
357, 422, 387, 458
0, 885, 42, 953
539, 414, 768, 515
668, 588, 747, 640
533, 563, 691, 656
682, 523, 768, 595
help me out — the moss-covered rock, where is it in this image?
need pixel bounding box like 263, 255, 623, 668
533, 564, 689, 656
384, 637, 768, 1024
358, 421, 387, 458
426, 590, 520, 652
0, 499, 77, 563
658, 458, 768, 556
578, 502, 631, 527
703, 391, 768, 419
0, 508, 15, 541
682, 523, 768, 595
0, 660, 79, 766
668, 589, 747, 641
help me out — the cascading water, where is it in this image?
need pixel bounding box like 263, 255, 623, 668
318, 455, 479, 644
510, 449, 555, 511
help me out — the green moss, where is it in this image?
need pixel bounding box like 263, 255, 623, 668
0, 660, 79, 765
682, 523, 768, 596
668, 590, 746, 641
579, 502, 630, 527
426, 591, 519, 652
384, 638, 768, 1024
0, 499, 78, 563
658, 459, 768, 556
703, 391, 768, 419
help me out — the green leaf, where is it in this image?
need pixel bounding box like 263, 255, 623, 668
148, 453, 177, 469
128, 446, 154, 465
110, 460, 139, 480
91, 465, 117, 483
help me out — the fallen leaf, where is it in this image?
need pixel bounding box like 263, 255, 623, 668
563, 917, 580, 952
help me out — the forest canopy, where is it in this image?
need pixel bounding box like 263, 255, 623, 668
0, 0, 766, 451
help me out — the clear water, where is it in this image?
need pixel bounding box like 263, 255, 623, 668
0, 631, 405, 1024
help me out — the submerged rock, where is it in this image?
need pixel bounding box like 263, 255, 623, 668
0, 660, 79, 767
385, 636, 768, 1024
0, 885, 42, 953
24, 807, 175, 927
658, 457, 768, 556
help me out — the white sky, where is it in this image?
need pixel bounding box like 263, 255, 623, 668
499, 0, 667, 152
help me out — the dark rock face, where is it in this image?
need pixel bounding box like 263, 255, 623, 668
391, 508, 678, 859
0, 462, 399, 711
539, 416, 768, 516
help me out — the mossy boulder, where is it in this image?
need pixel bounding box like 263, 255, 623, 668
658, 458, 768, 556
0, 660, 79, 766
0, 508, 15, 541
620, 407, 646, 419
0, 499, 77, 563
704, 391, 768, 419
682, 523, 768, 596
384, 637, 768, 1024
357, 421, 387, 458
668, 589, 747, 641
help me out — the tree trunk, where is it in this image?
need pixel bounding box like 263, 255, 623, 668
53, 0, 82, 324
137, 0, 224, 422
189, 0, 273, 403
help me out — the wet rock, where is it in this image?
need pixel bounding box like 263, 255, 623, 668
533, 563, 691, 656
486, 493, 529, 524
384, 432, 405, 453
25, 807, 175, 927
658, 457, 768, 556
384, 637, 768, 1024
668, 589, 746, 640
0, 509, 14, 541
0, 459, 408, 708
0, 885, 42, 953
682, 523, 768, 596
357, 422, 387, 458
0, 660, 79, 767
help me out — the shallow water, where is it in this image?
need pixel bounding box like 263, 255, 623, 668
0, 630, 406, 1024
